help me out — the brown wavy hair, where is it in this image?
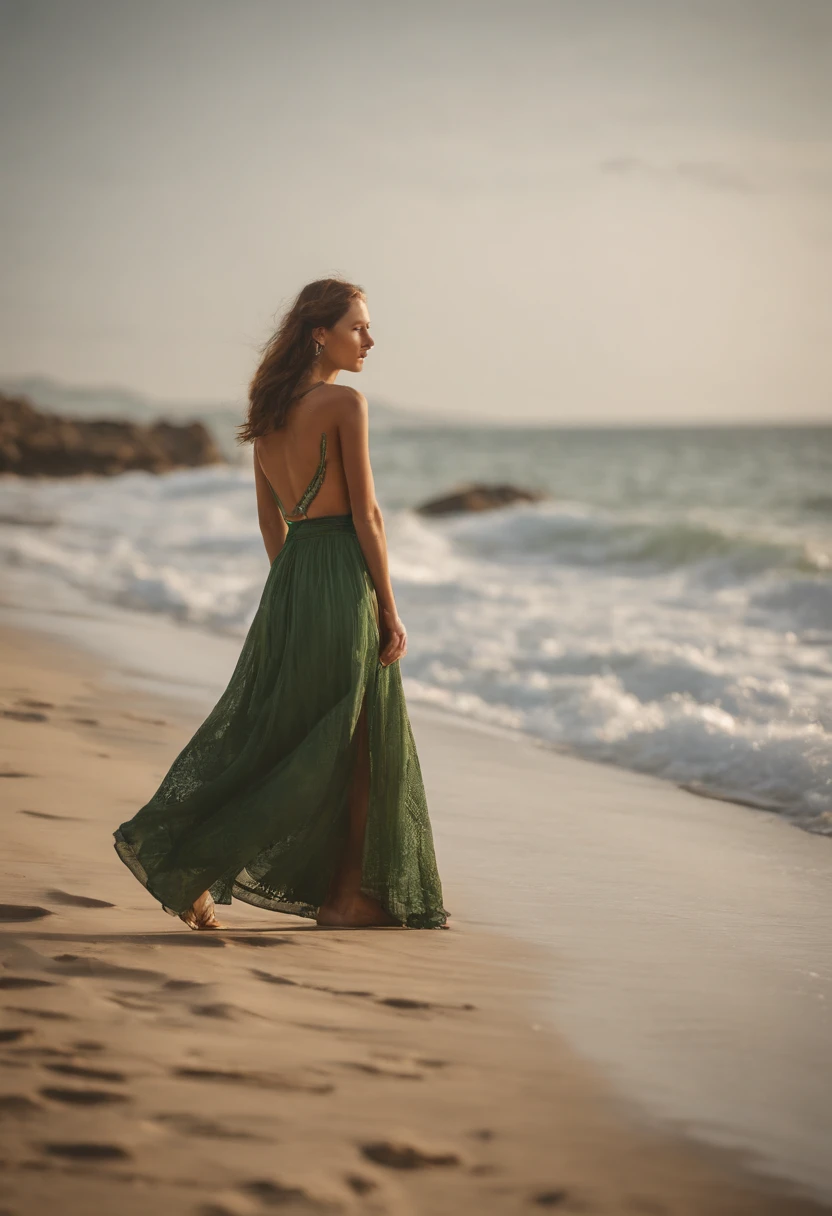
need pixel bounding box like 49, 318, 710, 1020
236, 276, 366, 444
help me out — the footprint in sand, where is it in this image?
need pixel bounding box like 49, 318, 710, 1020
45, 889, 115, 909
1, 708, 49, 722
152, 1112, 268, 1141
249, 969, 401, 1004
359, 1139, 462, 1169
344, 1059, 424, 1080
290, 1021, 353, 1035
0, 1029, 34, 1044
38, 1141, 131, 1162
531, 1189, 584, 1208
11, 1046, 75, 1060
0, 904, 53, 922
250, 969, 474, 1013
251, 968, 299, 987
344, 1173, 378, 1195
45, 1062, 127, 1084
173, 1066, 334, 1094
255, 979, 473, 1012
251, 968, 372, 998
107, 992, 159, 1012
0, 977, 57, 990
236, 1178, 343, 1213
349, 1051, 449, 1081
19, 809, 84, 821
5, 1006, 74, 1021
49, 954, 166, 983
15, 698, 54, 710
300, 983, 375, 998
39, 1086, 131, 1107
186, 1001, 277, 1024
377, 996, 477, 1012
188, 1002, 245, 1020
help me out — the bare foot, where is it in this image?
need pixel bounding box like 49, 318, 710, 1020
178, 890, 226, 930
316, 891, 400, 928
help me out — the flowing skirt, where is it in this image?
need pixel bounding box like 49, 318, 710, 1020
113, 513, 449, 929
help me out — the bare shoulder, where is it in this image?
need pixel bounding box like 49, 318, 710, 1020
321, 383, 367, 411
320, 385, 368, 433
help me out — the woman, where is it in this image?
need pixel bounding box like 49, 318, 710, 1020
113, 277, 449, 931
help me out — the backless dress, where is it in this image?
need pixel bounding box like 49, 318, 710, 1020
113, 386, 449, 929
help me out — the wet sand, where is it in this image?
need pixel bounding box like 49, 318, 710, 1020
1, 620, 830, 1216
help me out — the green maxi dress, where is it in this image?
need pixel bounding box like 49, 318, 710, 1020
113, 431, 449, 930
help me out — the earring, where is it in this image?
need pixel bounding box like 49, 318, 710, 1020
314, 341, 323, 356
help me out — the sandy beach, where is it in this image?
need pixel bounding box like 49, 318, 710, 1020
1, 619, 830, 1216
4, 0, 831, 1209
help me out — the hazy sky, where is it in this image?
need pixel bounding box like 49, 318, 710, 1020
1, 0, 830, 423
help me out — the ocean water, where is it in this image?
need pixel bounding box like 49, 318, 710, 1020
1, 413, 830, 833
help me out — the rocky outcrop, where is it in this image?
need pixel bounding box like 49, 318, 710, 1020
0, 393, 225, 476
416, 482, 549, 516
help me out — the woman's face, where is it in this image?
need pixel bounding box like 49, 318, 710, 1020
318, 298, 374, 373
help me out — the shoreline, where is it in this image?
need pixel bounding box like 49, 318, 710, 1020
0, 560, 822, 839
1, 619, 831, 1214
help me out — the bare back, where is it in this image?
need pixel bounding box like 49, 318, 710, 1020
255, 382, 353, 522
254, 379, 395, 650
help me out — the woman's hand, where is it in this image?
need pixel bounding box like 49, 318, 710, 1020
379, 606, 407, 668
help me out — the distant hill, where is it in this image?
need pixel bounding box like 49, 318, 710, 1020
0, 375, 188, 423
0, 376, 437, 465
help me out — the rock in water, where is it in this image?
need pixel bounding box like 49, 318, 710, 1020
415, 482, 549, 516
0, 393, 225, 476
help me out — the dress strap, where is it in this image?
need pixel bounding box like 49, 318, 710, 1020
295, 379, 326, 400
293, 432, 327, 518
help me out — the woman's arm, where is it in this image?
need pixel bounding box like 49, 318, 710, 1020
338, 388, 407, 666
338, 387, 396, 610
253, 446, 288, 564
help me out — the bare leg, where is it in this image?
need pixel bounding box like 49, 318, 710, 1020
316, 689, 399, 927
